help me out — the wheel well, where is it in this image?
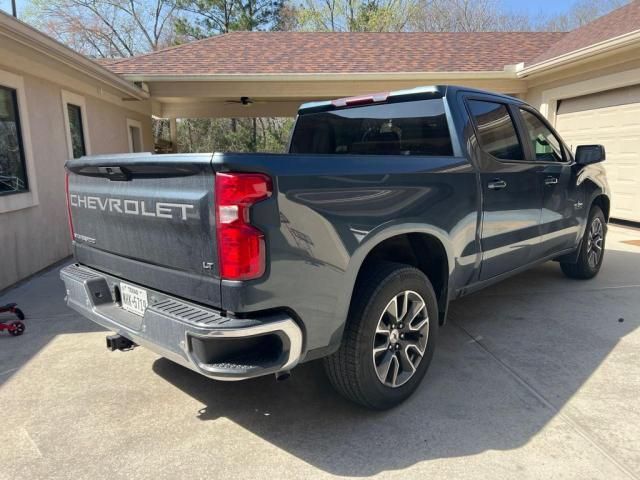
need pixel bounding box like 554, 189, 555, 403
592, 194, 610, 221
357, 233, 449, 324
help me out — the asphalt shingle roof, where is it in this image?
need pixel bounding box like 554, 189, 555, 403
101, 1, 640, 76
103, 32, 566, 75
529, 0, 640, 65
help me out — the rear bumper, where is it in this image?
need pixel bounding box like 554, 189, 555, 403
60, 264, 303, 381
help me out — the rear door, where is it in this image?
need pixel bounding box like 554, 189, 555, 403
464, 96, 544, 280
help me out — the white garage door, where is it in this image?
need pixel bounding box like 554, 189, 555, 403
556, 85, 640, 223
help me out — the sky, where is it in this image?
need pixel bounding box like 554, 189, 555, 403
0, 0, 580, 21
502, 0, 576, 16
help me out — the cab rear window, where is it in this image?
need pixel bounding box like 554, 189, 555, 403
290, 99, 453, 156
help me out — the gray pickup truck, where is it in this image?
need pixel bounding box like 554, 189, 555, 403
61, 85, 610, 409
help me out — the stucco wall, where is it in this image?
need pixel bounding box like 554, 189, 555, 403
0, 61, 152, 291
85, 95, 154, 155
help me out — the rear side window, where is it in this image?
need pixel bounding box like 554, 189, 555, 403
290, 99, 453, 156
467, 100, 524, 161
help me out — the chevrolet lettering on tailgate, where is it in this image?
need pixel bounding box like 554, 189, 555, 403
69, 194, 195, 221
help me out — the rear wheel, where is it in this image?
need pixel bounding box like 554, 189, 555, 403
561, 205, 606, 279
324, 262, 438, 409
9, 321, 25, 336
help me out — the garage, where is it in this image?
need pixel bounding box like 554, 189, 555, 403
556, 85, 640, 223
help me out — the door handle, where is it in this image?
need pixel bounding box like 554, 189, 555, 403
544, 176, 559, 186
488, 179, 507, 190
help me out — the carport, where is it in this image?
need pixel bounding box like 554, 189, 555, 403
102, 31, 562, 149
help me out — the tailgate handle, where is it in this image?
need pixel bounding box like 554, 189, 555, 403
97, 166, 131, 181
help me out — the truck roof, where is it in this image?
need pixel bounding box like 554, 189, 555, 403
298, 85, 523, 114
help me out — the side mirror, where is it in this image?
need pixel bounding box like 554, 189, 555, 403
575, 144, 605, 165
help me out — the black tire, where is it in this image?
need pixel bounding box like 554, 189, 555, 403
9, 321, 25, 336
14, 308, 25, 320
324, 262, 439, 410
561, 205, 606, 279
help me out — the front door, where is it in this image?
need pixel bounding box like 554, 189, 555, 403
465, 98, 544, 280
516, 107, 581, 258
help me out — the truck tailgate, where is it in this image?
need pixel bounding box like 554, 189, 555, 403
66, 153, 221, 306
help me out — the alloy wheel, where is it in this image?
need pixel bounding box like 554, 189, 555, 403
586, 217, 604, 269
372, 290, 429, 388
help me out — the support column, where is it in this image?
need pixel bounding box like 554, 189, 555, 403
169, 118, 178, 153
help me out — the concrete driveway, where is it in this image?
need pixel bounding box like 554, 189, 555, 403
1, 225, 639, 480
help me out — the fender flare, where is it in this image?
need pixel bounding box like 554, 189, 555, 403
327, 222, 454, 349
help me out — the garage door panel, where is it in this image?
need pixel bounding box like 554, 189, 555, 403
556, 86, 640, 223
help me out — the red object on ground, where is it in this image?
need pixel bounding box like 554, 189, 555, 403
0, 303, 25, 336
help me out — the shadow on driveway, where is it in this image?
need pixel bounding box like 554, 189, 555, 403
150, 248, 638, 476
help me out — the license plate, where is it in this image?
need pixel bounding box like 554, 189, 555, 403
120, 282, 148, 317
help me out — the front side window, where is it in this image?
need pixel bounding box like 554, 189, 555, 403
0, 85, 28, 195
467, 100, 524, 161
290, 99, 453, 156
67, 103, 86, 158
519, 109, 565, 162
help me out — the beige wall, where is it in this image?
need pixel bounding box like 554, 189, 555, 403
85, 95, 154, 155
0, 56, 152, 291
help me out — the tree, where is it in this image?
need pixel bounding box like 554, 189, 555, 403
408, 0, 531, 32
28, 0, 177, 58
174, 0, 237, 39
174, 118, 294, 153
174, 0, 286, 40
297, 0, 414, 32
537, 0, 630, 31
272, 1, 299, 30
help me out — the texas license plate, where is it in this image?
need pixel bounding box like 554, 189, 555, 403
120, 282, 148, 317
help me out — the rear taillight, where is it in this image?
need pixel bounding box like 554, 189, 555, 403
65, 171, 75, 241
215, 172, 272, 280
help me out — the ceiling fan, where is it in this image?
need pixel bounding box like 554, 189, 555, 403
225, 96, 254, 106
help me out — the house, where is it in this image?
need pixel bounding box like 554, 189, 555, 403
0, 12, 152, 290
1, 1, 640, 290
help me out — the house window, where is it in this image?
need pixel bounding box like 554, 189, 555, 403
0, 85, 28, 195
61, 90, 90, 160
67, 104, 86, 158
127, 119, 143, 153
